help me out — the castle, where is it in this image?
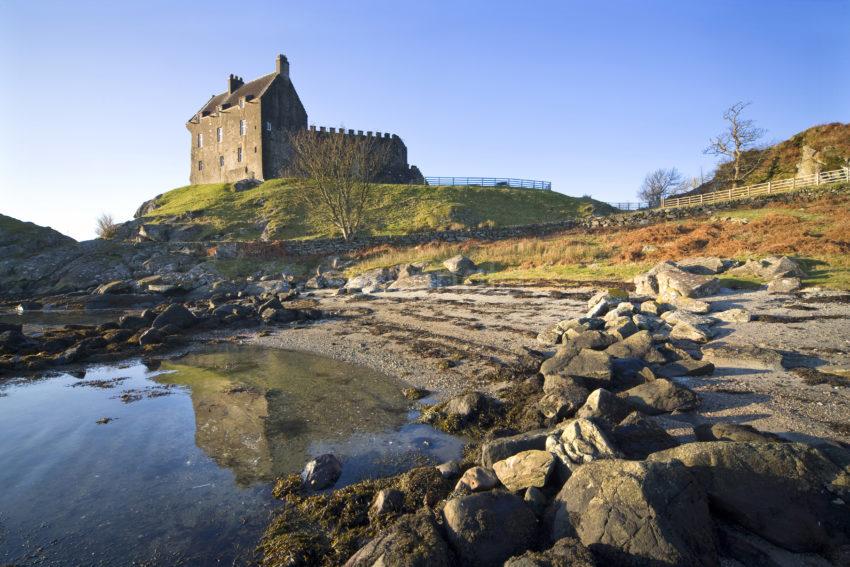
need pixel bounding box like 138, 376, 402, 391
187, 54, 422, 185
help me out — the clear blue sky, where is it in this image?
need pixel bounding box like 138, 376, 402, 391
1, 0, 848, 240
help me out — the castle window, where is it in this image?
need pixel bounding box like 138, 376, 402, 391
265, 121, 272, 132
239, 120, 247, 136
239, 98, 245, 108
197, 133, 203, 148
217, 127, 223, 143
237, 147, 243, 163
219, 156, 224, 167
198, 160, 204, 171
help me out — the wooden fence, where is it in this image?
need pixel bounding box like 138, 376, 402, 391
660, 167, 850, 209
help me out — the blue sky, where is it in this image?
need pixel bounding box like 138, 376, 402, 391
1, 0, 848, 240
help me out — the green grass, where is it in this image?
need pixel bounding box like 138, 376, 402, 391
141, 179, 616, 241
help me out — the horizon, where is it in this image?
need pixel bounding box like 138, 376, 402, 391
1, 0, 848, 240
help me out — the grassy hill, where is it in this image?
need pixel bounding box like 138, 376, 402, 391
137, 179, 616, 241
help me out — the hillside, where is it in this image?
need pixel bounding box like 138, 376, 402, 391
685, 122, 850, 196
0, 213, 75, 259
135, 179, 616, 241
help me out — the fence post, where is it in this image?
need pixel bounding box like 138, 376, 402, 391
767, 181, 771, 194
816, 171, 820, 186
792, 177, 796, 191
660, 196, 665, 209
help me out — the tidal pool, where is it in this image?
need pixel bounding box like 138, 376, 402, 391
0, 345, 462, 566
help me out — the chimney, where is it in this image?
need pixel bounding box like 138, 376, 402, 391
276, 54, 289, 78
228, 73, 244, 94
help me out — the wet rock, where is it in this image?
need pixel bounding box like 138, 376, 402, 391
604, 330, 652, 359
694, 423, 783, 443
101, 328, 134, 344
151, 303, 196, 330
504, 537, 598, 567
0, 322, 22, 334
95, 280, 133, 295
620, 378, 699, 415
369, 488, 405, 518
481, 429, 550, 468
576, 388, 631, 425
455, 466, 499, 492
550, 459, 718, 567
442, 491, 537, 566
344, 510, 452, 567
443, 255, 477, 276
493, 450, 555, 492
655, 358, 715, 378
559, 418, 620, 464
648, 442, 850, 553
301, 453, 342, 490
611, 412, 679, 459
767, 277, 802, 294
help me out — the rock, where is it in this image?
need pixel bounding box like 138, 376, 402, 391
151, 303, 196, 330
612, 412, 679, 459
632, 313, 662, 331
694, 423, 783, 443
436, 460, 461, 479
443, 255, 477, 276
369, 488, 405, 517
648, 442, 850, 553
388, 273, 452, 290
670, 320, 713, 343
655, 359, 715, 378
604, 316, 639, 340
586, 288, 629, 310
729, 255, 805, 280
0, 322, 22, 334
15, 301, 42, 312
639, 300, 660, 315
559, 418, 620, 464
138, 327, 164, 346
443, 392, 491, 424
442, 491, 537, 566
345, 267, 396, 291
118, 315, 148, 330
95, 280, 133, 295
550, 459, 719, 567
455, 466, 499, 492
576, 388, 631, 425
344, 510, 452, 567
536, 324, 564, 346
244, 279, 293, 295
260, 307, 299, 323
612, 357, 652, 388
563, 349, 612, 387
481, 429, 550, 468
604, 330, 652, 359
503, 537, 598, 567
147, 283, 182, 295
670, 295, 711, 314
523, 486, 548, 517
212, 303, 255, 319
620, 378, 699, 415
645, 261, 720, 298
493, 450, 556, 492
537, 391, 585, 420
396, 263, 423, 278
701, 342, 784, 370
301, 453, 342, 490
676, 256, 736, 275
712, 308, 751, 323
767, 277, 802, 294
715, 520, 835, 567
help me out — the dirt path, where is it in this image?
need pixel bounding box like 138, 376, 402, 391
244, 284, 850, 445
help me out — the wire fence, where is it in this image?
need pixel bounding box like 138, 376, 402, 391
605, 202, 651, 211
424, 177, 552, 191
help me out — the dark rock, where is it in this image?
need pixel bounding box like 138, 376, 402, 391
212, 303, 255, 319
576, 388, 631, 425
151, 303, 196, 329
369, 488, 405, 518
138, 328, 164, 346
481, 429, 550, 468
260, 307, 299, 323
563, 349, 612, 387
648, 442, 850, 553
655, 359, 715, 378
118, 315, 148, 330
95, 280, 133, 295
550, 459, 718, 567
611, 356, 650, 389
343, 510, 452, 567
0, 322, 22, 334
694, 422, 783, 443
612, 412, 679, 459
620, 378, 699, 415
503, 537, 599, 567
443, 491, 538, 566
301, 453, 342, 490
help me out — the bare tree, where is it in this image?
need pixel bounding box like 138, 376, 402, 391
95, 213, 118, 239
704, 101, 766, 187
638, 168, 688, 206
287, 129, 390, 240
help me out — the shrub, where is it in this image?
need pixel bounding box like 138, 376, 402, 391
95, 213, 118, 239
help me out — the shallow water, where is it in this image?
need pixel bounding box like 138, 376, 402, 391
0, 309, 132, 335
0, 345, 462, 566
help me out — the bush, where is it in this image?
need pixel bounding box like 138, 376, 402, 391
95, 213, 118, 239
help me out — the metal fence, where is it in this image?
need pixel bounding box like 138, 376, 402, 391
606, 202, 652, 211
660, 167, 850, 208
424, 177, 552, 191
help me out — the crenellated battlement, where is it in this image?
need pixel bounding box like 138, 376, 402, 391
308, 125, 401, 140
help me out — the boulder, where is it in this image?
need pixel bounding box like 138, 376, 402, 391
95, 280, 133, 295
767, 277, 802, 294
550, 459, 718, 567
620, 378, 699, 415
436, 460, 461, 479
729, 255, 805, 280
345, 267, 396, 291
694, 423, 783, 443
537, 391, 585, 421
612, 412, 679, 459
503, 537, 598, 567
244, 279, 292, 295
443, 255, 477, 276
493, 450, 556, 492
654, 262, 720, 298
576, 388, 631, 426
670, 320, 713, 343
604, 316, 639, 340
669, 295, 711, 314
712, 308, 751, 323
260, 307, 299, 324
151, 303, 196, 330
676, 256, 736, 275
655, 359, 715, 378
639, 300, 660, 315
442, 491, 538, 566
481, 429, 550, 468
301, 453, 342, 490
369, 488, 405, 518
648, 442, 850, 553
344, 510, 452, 567
443, 391, 491, 424
138, 327, 164, 346
559, 418, 620, 464
604, 330, 652, 359
455, 466, 499, 492
562, 349, 612, 387
388, 273, 452, 290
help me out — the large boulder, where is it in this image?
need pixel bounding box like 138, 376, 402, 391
694, 423, 783, 444
151, 303, 196, 329
95, 279, 133, 295
301, 453, 342, 490
387, 273, 453, 290
648, 442, 850, 553
550, 459, 719, 567
557, 418, 620, 465
636, 261, 720, 298
442, 491, 538, 566
562, 349, 613, 387
455, 466, 499, 492
443, 255, 478, 276
575, 388, 631, 426
620, 378, 699, 415
728, 255, 805, 280
345, 267, 396, 291
493, 450, 556, 492
676, 257, 736, 275
604, 330, 652, 359
481, 429, 550, 468
611, 412, 679, 460
344, 510, 452, 567
503, 537, 598, 567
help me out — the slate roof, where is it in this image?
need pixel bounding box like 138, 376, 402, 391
195, 72, 278, 117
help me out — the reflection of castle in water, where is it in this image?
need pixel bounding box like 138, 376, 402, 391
156, 347, 409, 486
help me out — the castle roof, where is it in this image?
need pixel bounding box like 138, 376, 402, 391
195, 72, 278, 117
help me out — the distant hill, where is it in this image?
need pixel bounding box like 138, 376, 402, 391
682, 122, 850, 196
0, 213, 75, 259
134, 179, 617, 241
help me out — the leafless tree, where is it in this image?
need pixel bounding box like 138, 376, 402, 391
288, 129, 390, 240
95, 213, 118, 239
704, 101, 766, 187
638, 168, 688, 206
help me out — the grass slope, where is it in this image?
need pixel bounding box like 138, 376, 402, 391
348, 185, 850, 290
140, 179, 615, 241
